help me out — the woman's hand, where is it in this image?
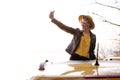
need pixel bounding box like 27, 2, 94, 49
49, 10, 55, 20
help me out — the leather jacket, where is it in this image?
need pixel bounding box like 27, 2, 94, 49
51, 19, 96, 60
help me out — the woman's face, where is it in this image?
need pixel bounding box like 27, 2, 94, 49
81, 18, 91, 30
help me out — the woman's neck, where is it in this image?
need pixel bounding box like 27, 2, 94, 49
83, 30, 90, 34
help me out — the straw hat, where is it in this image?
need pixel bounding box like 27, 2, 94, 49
78, 15, 95, 29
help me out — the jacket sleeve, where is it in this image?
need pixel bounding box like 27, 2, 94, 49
51, 18, 76, 35
90, 33, 96, 60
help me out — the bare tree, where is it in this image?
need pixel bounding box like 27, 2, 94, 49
89, 0, 120, 57
90, 0, 120, 27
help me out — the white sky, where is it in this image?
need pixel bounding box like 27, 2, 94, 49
0, 0, 97, 56
0, 0, 120, 80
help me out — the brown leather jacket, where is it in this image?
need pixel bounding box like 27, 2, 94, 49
51, 19, 96, 60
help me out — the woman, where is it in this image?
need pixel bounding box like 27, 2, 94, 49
49, 11, 96, 60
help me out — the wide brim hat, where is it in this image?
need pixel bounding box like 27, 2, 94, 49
78, 15, 95, 29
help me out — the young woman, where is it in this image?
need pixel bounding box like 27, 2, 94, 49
49, 11, 96, 60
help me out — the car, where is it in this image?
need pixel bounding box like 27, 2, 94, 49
29, 57, 120, 80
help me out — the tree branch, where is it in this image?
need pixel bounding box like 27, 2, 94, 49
95, 0, 120, 10
89, 12, 120, 26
